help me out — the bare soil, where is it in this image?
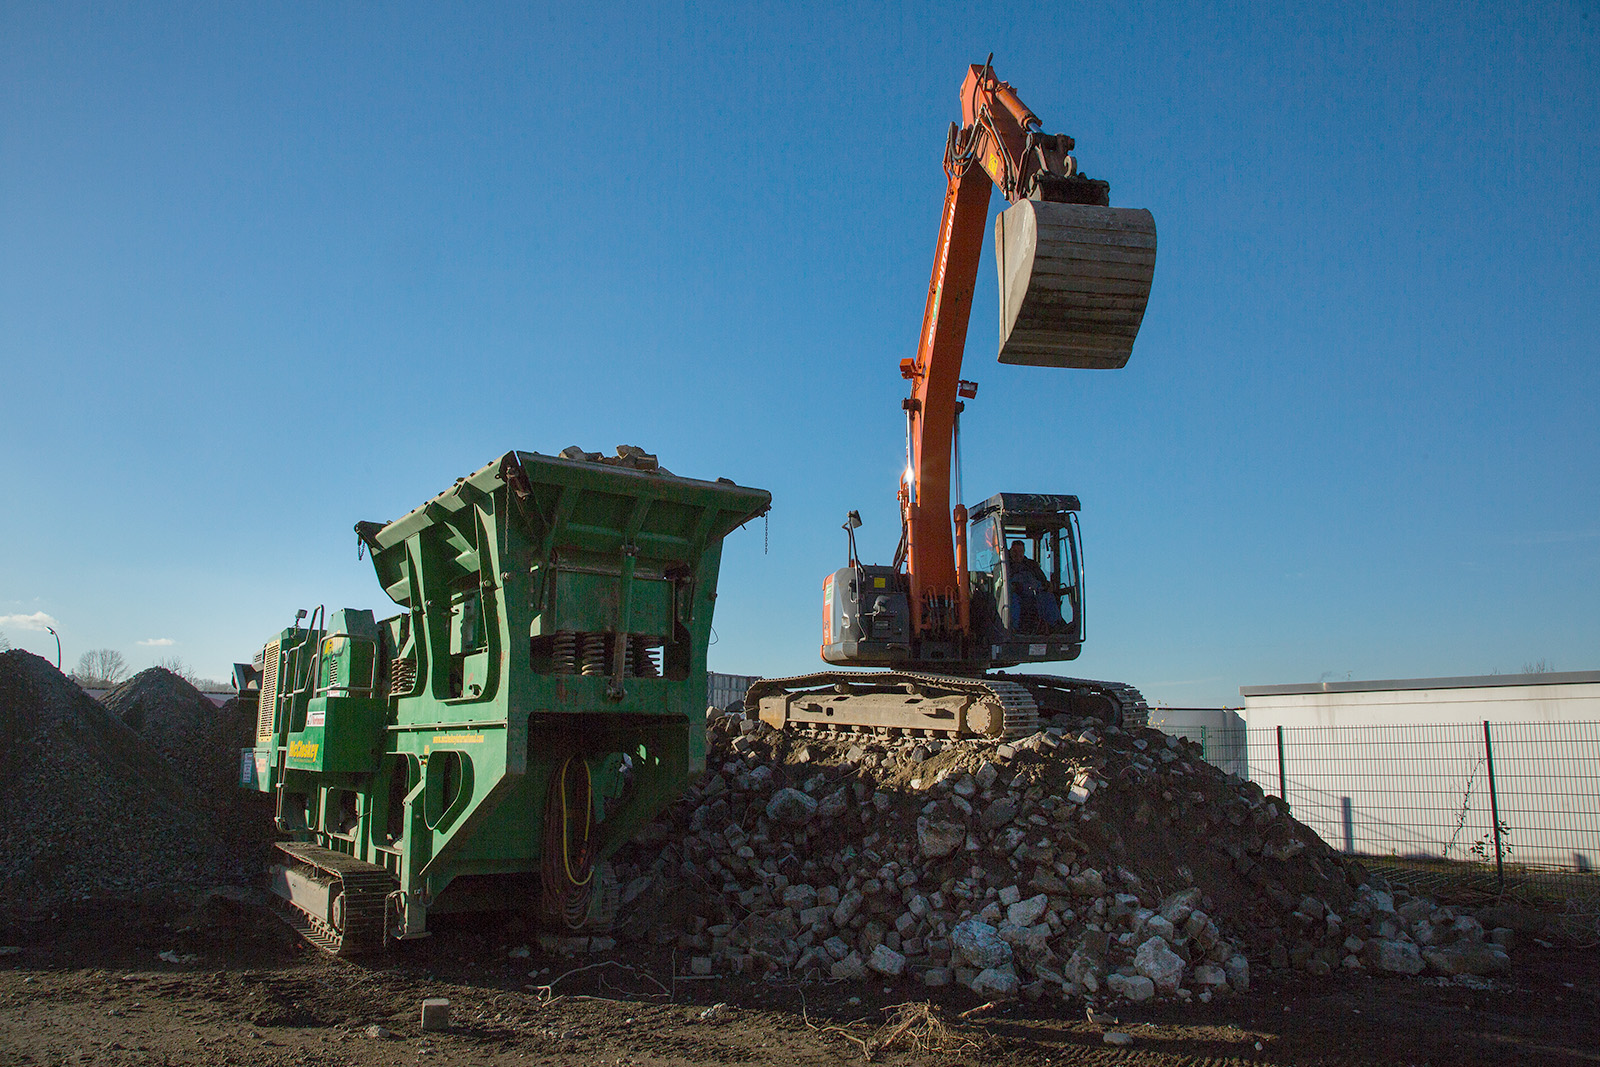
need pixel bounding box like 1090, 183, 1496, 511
2, 895, 1595, 1067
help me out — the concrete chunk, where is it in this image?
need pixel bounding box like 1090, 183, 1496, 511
419, 998, 451, 1031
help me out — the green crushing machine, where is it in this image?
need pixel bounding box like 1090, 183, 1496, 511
238, 448, 770, 953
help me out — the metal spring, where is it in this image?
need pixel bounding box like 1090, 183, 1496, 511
389, 657, 417, 694
552, 631, 576, 675
580, 633, 606, 676
631, 636, 660, 677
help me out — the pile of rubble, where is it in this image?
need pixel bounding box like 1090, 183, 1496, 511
611, 708, 1515, 1003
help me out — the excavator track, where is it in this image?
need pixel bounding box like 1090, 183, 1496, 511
997, 674, 1151, 731
748, 671, 1037, 739
747, 671, 1148, 739
269, 842, 396, 957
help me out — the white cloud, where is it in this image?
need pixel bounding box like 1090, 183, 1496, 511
137, 638, 176, 647
0, 612, 60, 632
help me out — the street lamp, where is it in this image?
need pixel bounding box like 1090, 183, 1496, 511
44, 626, 60, 670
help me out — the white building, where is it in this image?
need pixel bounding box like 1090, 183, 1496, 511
1148, 707, 1248, 779
1237, 671, 1600, 871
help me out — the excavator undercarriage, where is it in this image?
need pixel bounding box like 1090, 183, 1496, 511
749, 671, 1150, 739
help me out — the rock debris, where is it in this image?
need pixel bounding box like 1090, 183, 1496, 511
609, 707, 1516, 1001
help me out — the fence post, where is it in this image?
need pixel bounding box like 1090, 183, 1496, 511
1483, 720, 1504, 890
1276, 725, 1289, 812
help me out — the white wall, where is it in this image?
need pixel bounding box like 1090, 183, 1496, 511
1238, 672, 1600, 872
708, 672, 762, 711
1241, 671, 1600, 730
1149, 708, 1248, 779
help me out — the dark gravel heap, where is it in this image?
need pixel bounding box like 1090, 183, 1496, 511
103, 669, 255, 814
104, 668, 275, 884
0, 653, 271, 910
0, 652, 219, 907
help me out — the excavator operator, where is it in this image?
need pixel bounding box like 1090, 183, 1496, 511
1007, 541, 1066, 633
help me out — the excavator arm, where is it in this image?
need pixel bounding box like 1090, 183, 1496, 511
899, 60, 1121, 643
782, 62, 1158, 739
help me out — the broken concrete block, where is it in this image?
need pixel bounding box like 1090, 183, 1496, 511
419, 998, 451, 1031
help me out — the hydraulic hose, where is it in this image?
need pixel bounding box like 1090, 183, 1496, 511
540, 756, 595, 930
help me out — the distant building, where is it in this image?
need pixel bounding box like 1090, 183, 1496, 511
708, 672, 761, 712
1147, 707, 1247, 779
1240, 670, 1600, 730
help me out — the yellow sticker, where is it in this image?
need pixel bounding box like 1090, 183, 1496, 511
289, 740, 320, 761
433, 734, 486, 744
874, 577, 886, 588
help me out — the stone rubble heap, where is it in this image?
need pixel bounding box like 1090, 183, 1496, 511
0, 647, 1520, 987
611, 708, 1515, 1002
1336, 883, 1514, 980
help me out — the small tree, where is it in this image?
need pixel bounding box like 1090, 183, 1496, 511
0, 630, 10, 650
155, 655, 229, 691
156, 655, 198, 685
73, 648, 129, 687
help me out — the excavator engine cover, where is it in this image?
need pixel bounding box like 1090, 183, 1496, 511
995, 199, 1157, 369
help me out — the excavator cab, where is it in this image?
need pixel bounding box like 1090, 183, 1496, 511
967, 493, 1084, 668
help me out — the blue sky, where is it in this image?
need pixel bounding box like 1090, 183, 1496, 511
2, 2, 1595, 705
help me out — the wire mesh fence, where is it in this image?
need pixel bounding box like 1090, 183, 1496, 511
1213, 719, 1600, 916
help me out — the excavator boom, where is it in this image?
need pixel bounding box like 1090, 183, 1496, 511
900, 61, 1156, 642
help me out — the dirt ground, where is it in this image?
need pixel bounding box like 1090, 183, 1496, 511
1, 894, 1594, 1067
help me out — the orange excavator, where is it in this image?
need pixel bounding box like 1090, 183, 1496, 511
749, 60, 1157, 737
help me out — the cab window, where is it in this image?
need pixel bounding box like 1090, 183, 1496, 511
1002, 526, 1046, 576
971, 515, 1002, 575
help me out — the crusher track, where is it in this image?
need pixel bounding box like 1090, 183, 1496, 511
745, 671, 1148, 740
269, 842, 396, 956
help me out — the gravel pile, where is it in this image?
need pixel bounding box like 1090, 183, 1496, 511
103, 669, 255, 814
105, 668, 275, 881
609, 708, 1516, 1002
0, 653, 270, 910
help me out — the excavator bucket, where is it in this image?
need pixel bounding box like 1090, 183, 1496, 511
994, 200, 1157, 369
